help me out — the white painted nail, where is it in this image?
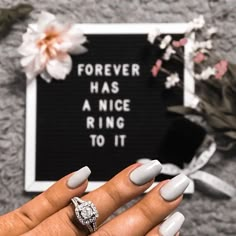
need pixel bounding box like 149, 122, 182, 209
160, 174, 190, 201
159, 212, 185, 236
67, 166, 91, 189
130, 160, 162, 185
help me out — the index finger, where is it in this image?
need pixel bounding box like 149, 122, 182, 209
21, 160, 162, 236
0, 166, 90, 236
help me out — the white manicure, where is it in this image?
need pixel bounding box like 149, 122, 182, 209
160, 174, 190, 201
159, 212, 185, 236
67, 166, 91, 189
130, 160, 162, 185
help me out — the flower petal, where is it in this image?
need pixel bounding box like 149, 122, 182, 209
18, 41, 39, 56
20, 55, 36, 67
163, 46, 176, 60
23, 54, 45, 81
206, 27, 217, 38
46, 54, 72, 80
55, 41, 87, 54
186, 15, 205, 32
65, 24, 87, 44
147, 28, 161, 44
193, 15, 205, 29
37, 11, 56, 32
165, 80, 172, 89
160, 35, 172, 49
172, 40, 181, 48
165, 73, 179, 88
180, 38, 188, 46
23, 56, 43, 80
155, 59, 162, 68
193, 52, 206, 63
68, 45, 88, 55
151, 66, 158, 77
40, 70, 52, 83
22, 24, 40, 41
59, 25, 87, 54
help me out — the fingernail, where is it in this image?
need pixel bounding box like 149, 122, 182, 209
159, 212, 185, 236
67, 166, 91, 189
129, 160, 162, 185
160, 174, 190, 201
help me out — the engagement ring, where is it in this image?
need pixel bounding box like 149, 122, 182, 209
71, 197, 99, 233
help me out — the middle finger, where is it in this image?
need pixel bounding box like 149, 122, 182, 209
94, 174, 190, 236
25, 160, 162, 236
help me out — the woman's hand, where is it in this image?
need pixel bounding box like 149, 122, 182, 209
0, 160, 190, 236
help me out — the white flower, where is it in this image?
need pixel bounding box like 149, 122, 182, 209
163, 45, 176, 61
193, 15, 205, 29
160, 35, 172, 49
195, 67, 216, 80
186, 15, 205, 32
206, 27, 217, 38
18, 11, 87, 82
193, 40, 213, 51
198, 48, 210, 54
203, 40, 213, 49
165, 73, 180, 89
147, 28, 161, 44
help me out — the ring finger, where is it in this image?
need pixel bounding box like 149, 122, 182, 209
23, 160, 162, 236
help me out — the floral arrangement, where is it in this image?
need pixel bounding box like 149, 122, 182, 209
16, 12, 236, 151
18, 11, 87, 82
148, 15, 236, 151
14, 11, 236, 196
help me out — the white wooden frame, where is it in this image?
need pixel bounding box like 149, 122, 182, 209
25, 24, 195, 192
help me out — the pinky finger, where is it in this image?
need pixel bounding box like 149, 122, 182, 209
146, 212, 185, 236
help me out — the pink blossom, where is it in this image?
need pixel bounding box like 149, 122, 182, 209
193, 52, 206, 63
172, 40, 180, 48
214, 60, 228, 79
179, 38, 188, 46
151, 59, 162, 77
172, 38, 188, 48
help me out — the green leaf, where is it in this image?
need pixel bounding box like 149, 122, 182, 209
224, 131, 236, 140
196, 76, 236, 115
0, 4, 33, 39
204, 115, 231, 130
227, 62, 236, 83
201, 101, 236, 130
196, 80, 223, 108
11, 4, 33, 17
167, 106, 199, 115
222, 85, 236, 114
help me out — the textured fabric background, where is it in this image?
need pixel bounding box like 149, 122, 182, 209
0, 0, 236, 235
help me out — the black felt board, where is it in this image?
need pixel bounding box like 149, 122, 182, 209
35, 33, 190, 182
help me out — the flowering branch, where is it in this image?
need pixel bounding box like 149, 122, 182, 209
147, 15, 236, 150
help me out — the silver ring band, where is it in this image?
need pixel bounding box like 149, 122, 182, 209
71, 197, 99, 233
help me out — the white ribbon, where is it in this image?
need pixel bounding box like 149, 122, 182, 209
161, 137, 236, 197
